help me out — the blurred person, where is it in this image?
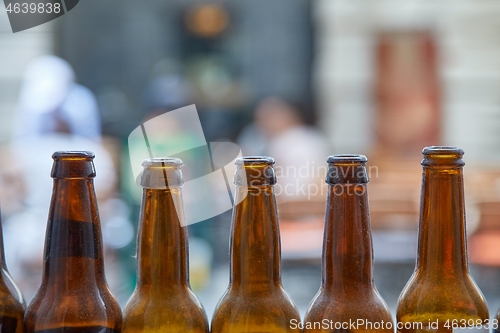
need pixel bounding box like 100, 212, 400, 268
238, 97, 331, 202
11, 56, 115, 205
4, 55, 131, 302
13, 55, 101, 142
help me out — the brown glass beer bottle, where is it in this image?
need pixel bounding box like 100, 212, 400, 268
24, 151, 122, 333
303, 155, 393, 333
0, 208, 25, 333
396, 147, 488, 333
211, 156, 301, 333
122, 158, 209, 333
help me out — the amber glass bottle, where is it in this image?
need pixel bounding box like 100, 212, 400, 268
123, 158, 209, 333
397, 146, 488, 333
211, 156, 301, 333
303, 155, 392, 333
0, 208, 25, 333
24, 151, 122, 333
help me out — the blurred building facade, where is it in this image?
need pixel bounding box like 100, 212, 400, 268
315, 0, 500, 164
55, 0, 314, 140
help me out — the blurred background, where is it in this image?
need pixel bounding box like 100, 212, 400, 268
1, 0, 500, 319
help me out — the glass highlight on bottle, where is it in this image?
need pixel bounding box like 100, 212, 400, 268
303, 155, 392, 333
211, 156, 301, 333
397, 146, 489, 333
25, 151, 122, 333
123, 158, 209, 333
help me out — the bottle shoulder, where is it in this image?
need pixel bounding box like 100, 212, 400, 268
397, 272, 489, 322
212, 285, 300, 329
124, 286, 207, 317
305, 287, 393, 324
123, 294, 208, 333
215, 283, 298, 304
26, 283, 122, 329
122, 282, 209, 332
211, 295, 301, 333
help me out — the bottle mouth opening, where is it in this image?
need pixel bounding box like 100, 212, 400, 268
52, 151, 95, 160
235, 156, 275, 166
421, 146, 465, 167
422, 146, 464, 157
142, 157, 183, 169
327, 154, 367, 165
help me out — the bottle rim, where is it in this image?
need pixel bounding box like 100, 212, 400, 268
326, 154, 369, 184
142, 157, 183, 168
422, 146, 464, 157
52, 151, 95, 160
235, 156, 275, 166
327, 154, 367, 164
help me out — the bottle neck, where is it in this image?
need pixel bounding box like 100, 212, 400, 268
230, 186, 281, 291
417, 167, 468, 276
43, 179, 106, 285
323, 184, 374, 293
136, 188, 188, 292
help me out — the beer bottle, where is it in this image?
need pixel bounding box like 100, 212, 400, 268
303, 155, 393, 333
25, 151, 122, 333
0, 208, 25, 333
211, 156, 301, 333
122, 158, 209, 333
396, 146, 488, 333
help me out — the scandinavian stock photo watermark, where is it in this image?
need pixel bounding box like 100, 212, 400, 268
291, 318, 496, 331
246, 162, 379, 199
128, 105, 380, 226
128, 105, 246, 227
